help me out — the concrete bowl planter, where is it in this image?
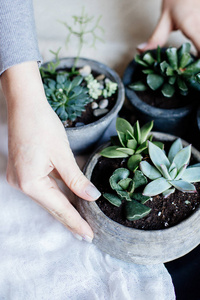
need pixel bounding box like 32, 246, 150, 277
42, 57, 124, 155
123, 59, 198, 137
76, 132, 200, 265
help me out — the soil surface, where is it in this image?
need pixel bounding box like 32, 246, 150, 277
91, 156, 200, 230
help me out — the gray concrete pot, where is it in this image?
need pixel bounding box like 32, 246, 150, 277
42, 57, 124, 155
123, 59, 198, 137
77, 132, 200, 265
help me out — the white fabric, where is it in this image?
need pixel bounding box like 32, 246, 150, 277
0, 91, 175, 300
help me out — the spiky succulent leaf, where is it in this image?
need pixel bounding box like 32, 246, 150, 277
169, 180, 196, 193
181, 167, 200, 182
162, 188, 175, 198
140, 121, 154, 143
148, 141, 170, 172
147, 74, 164, 90
168, 138, 183, 162
129, 81, 147, 91
172, 145, 191, 171
100, 146, 129, 158
140, 161, 162, 180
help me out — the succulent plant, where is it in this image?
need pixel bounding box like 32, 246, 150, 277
103, 168, 151, 221
129, 43, 200, 97
140, 139, 200, 197
103, 78, 118, 98
85, 74, 118, 99
100, 118, 163, 171
43, 74, 91, 121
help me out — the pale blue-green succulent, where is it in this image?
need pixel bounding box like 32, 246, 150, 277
140, 139, 200, 197
103, 168, 151, 221
101, 118, 163, 171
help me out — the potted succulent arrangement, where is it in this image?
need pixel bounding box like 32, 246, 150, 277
123, 43, 200, 136
40, 8, 124, 154
76, 117, 200, 264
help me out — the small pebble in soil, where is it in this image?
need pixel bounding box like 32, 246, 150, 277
185, 200, 190, 205
75, 122, 85, 127
93, 108, 109, 117
164, 222, 169, 227
79, 65, 91, 77
91, 102, 98, 109
96, 74, 105, 81
157, 212, 161, 217
99, 99, 109, 109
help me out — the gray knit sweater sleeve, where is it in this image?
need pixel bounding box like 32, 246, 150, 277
0, 0, 42, 75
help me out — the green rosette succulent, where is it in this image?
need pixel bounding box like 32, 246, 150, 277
43, 74, 91, 121
103, 168, 151, 221
129, 43, 200, 97
100, 118, 163, 171
140, 139, 200, 197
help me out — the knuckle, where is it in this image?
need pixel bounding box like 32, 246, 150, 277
68, 172, 86, 190
18, 178, 34, 195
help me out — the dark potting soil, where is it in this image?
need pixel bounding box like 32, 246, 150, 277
91, 156, 200, 230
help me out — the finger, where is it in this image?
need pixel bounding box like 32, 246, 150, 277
137, 12, 173, 52
53, 149, 101, 202
29, 175, 94, 241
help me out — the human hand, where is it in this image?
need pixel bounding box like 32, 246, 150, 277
1, 61, 101, 242
137, 0, 200, 54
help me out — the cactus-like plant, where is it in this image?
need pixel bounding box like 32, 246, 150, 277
140, 139, 200, 197
129, 43, 200, 97
43, 74, 91, 121
103, 168, 151, 221
100, 118, 163, 171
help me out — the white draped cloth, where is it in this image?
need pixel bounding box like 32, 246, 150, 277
0, 90, 175, 300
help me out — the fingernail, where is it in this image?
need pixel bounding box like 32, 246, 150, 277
85, 184, 101, 199
73, 233, 83, 241
83, 235, 93, 243
137, 42, 147, 50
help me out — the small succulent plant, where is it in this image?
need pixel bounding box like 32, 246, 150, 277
129, 43, 200, 97
103, 168, 151, 221
140, 139, 200, 197
43, 74, 91, 121
103, 78, 118, 98
100, 118, 163, 171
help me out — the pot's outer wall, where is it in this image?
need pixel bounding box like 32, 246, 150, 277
43, 58, 125, 155
123, 59, 197, 137
77, 132, 200, 265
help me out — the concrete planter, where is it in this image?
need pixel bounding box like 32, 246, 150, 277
123, 59, 197, 137
42, 57, 124, 155
76, 132, 200, 264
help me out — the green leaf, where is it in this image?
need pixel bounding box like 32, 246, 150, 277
143, 177, 172, 196
129, 81, 147, 91
135, 54, 148, 67
172, 145, 191, 171
132, 193, 151, 204
56, 74, 66, 84
166, 47, 178, 69
147, 74, 164, 90
177, 77, 188, 92
135, 141, 148, 154
133, 121, 141, 143
182, 167, 200, 182
127, 154, 142, 172
116, 148, 134, 155
175, 164, 187, 180
116, 190, 132, 201
168, 138, 183, 163
168, 76, 176, 85
160, 61, 170, 73
177, 43, 191, 59
143, 52, 155, 65
142, 69, 154, 74
148, 141, 170, 172
71, 75, 83, 88
161, 83, 175, 97
162, 188, 175, 198
160, 164, 171, 180
179, 52, 192, 69
140, 121, 154, 143
157, 46, 161, 63
169, 180, 196, 193
133, 170, 148, 188
100, 146, 128, 158
103, 193, 122, 207
140, 161, 162, 180
152, 141, 164, 150
184, 59, 200, 75
126, 200, 151, 221
110, 168, 130, 191
127, 138, 137, 150
117, 131, 126, 147
166, 66, 175, 76
128, 180, 135, 194
116, 118, 133, 135
118, 178, 132, 190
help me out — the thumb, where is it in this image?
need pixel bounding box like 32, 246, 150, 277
137, 12, 173, 52
54, 150, 101, 201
